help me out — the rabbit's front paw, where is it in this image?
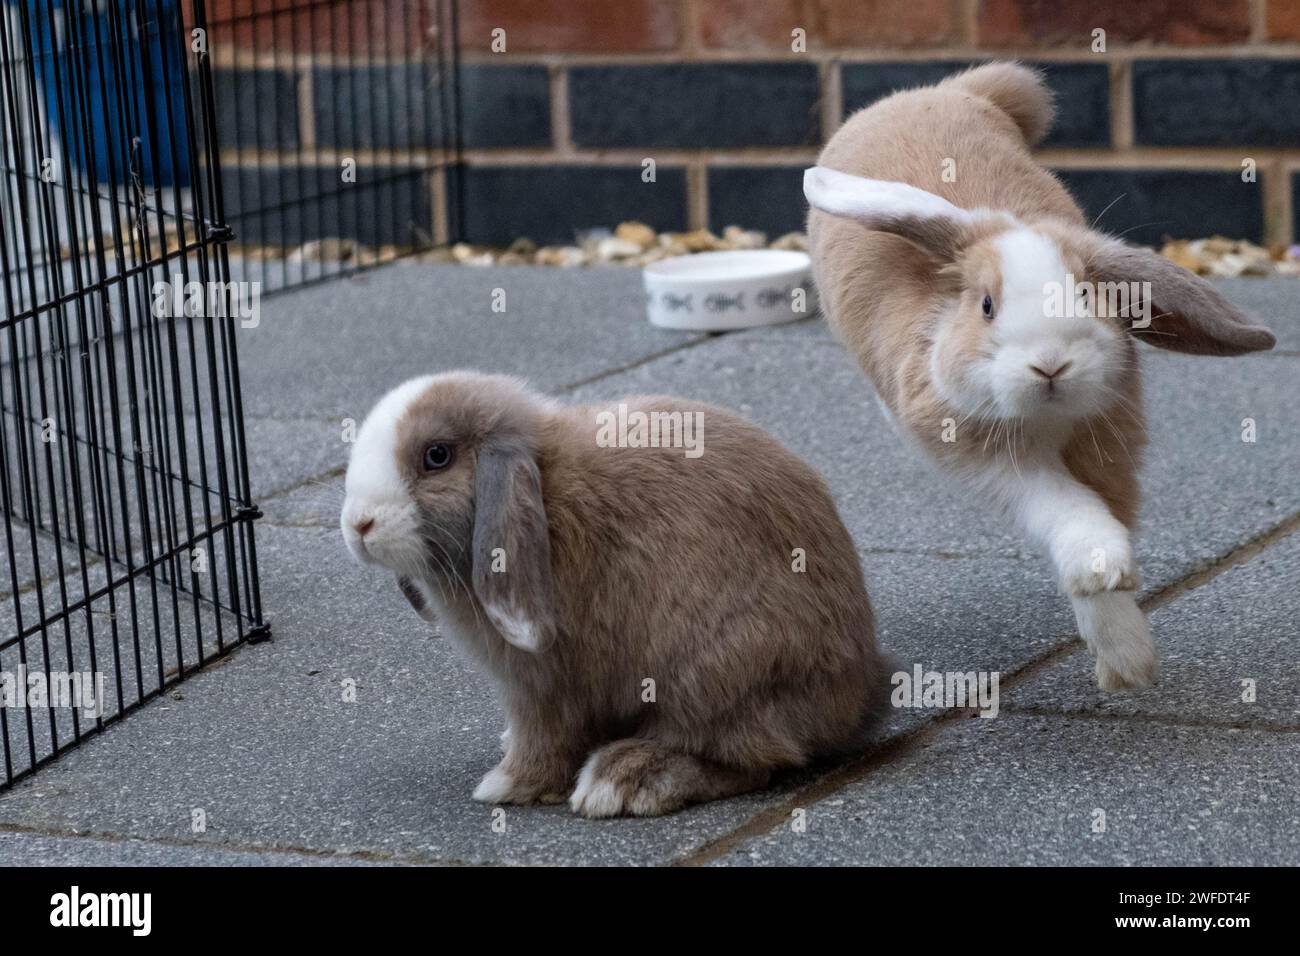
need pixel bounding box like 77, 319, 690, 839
472, 764, 521, 804
1096, 643, 1158, 692
1073, 591, 1158, 691
1053, 523, 1137, 596
471, 763, 565, 805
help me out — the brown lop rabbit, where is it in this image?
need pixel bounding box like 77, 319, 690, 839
341, 372, 887, 817
805, 62, 1275, 692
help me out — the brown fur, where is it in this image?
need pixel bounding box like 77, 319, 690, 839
806, 62, 1274, 691
810, 65, 1125, 488
391, 374, 887, 816
809, 62, 1271, 530
948, 61, 1056, 147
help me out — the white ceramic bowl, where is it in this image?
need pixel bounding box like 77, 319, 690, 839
642, 250, 816, 331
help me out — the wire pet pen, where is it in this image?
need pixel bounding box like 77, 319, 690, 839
0, 0, 265, 789
210, 0, 464, 293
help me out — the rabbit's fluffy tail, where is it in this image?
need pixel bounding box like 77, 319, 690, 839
946, 61, 1055, 146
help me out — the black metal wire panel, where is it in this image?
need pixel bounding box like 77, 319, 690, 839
209, 0, 463, 294
0, 0, 265, 790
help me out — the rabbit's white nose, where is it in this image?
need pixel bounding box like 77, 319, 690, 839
353, 516, 375, 537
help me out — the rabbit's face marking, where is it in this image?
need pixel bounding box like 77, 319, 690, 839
933, 227, 1126, 426
343, 372, 553, 647
341, 375, 435, 579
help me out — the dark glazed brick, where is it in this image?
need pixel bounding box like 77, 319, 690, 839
841, 60, 1110, 148
841, 60, 966, 113
453, 165, 687, 245
224, 165, 432, 247
314, 64, 550, 149
214, 68, 299, 149
568, 63, 820, 148
1054, 169, 1264, 246
460, 65, 551, 148
1037, 62, 1111, 148
708, 166, 807, 237
314, 63, 437, 150
1134, 60, 1300, 147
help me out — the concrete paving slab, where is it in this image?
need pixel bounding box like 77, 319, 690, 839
1137, 351, 1298, 569
714, 714, 1300, 866
1, 547, 246, 787
233, 261, 699, 424
1009, 531, 1300, 729
0, 829, 391, 866
242, 416, 343, 500
1206, 278, 1300, 351
2, 269, 1296, 866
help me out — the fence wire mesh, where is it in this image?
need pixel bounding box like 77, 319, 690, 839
0, 0, 266, 789
211, 0, 463, 294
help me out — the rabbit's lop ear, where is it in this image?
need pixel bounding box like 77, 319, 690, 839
803, 165, 975, 260
471, 439, 557, 652
1088, 239, 1277, 356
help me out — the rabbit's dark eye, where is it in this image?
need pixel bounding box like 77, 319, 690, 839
981, 294, 995, 320
422, 443, 454, 471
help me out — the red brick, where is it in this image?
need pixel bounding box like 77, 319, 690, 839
977, 0, 1251, 46
457, 0, 682, 52
698, 0, 803, 50
204, 1, 434, 56
698, 0, 960, 49
1267, 0, 1300, 40
818, 0, 962, 47
204, 0, 270, 18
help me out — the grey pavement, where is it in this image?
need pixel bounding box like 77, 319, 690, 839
1, 262, 1297, 866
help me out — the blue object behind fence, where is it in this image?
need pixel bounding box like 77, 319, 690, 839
23, 0, 192, 189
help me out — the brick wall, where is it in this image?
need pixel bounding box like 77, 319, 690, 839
206, 0, 450, 256
213, 1, 1300, 250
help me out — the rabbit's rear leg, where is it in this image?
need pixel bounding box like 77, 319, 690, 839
568, 739, 769, 818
